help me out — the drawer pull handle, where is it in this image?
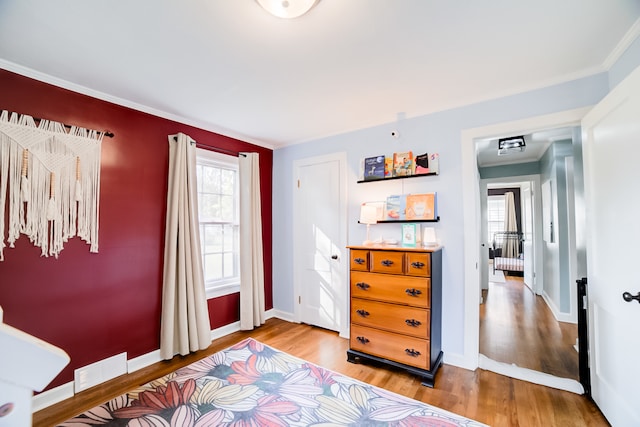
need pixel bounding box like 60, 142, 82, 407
381, 259, 394, 267
405, 319, 422, 327
411, 261, 425, 268
356, 336, 370, 344
405, 288, 422, 297
356, 309, 370, 317
356, 282, 370, 290
405, 348, 421, 357
354, 257, 366, 265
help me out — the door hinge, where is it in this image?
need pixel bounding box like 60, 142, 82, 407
297, 179, 300, 188
298, 295, 301, 304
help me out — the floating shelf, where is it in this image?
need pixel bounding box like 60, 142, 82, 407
359, 217, 440, 223
357, 172, 438, 184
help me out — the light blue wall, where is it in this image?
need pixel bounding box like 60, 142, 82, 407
479, 161, 540, 179
609, 36, 640, 90
272, 73, 609, 357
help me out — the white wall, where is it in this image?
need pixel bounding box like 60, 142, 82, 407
272, 72, 609, 365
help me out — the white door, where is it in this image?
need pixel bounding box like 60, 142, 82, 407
293, 153, 347, 335
582, 65, 640, 426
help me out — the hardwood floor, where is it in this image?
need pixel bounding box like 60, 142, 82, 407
480, 274, 579, 380
34, 317, 609, 426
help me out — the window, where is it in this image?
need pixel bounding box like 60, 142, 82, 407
196, 148, 240, 298
487, 195, 505, 243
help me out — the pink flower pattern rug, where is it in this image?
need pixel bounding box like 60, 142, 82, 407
59, 338, 486, 426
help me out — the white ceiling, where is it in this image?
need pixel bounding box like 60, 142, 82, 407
0, 1, 638, 149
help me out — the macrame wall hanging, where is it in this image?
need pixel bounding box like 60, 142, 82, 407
0, 110, 108, 260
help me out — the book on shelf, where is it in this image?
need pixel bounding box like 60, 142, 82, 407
405, 193, 437, 220
385, 194, 406, 220
363, 155, 385, 180
392, 151, 414, 177
363, 201, 386, 221
415, 152, 439, 175
384, 157, 394, 178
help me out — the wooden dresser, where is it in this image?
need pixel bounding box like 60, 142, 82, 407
346, 245, 443, 386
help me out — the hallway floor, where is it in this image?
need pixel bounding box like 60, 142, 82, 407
480, 274, 579, 380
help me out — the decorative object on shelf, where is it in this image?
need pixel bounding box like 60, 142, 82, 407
359, 204, 378, 245
0, 111, 106, 260
256, 0, 319, 19
392, 151, 414, 176
363, 155, 385, 180
406, 193, 437, 220
415, 152, 440, 175
423, 227, 438, 247
402, 223, 419, 247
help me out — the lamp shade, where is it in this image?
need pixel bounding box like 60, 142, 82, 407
359, 204, 378, 225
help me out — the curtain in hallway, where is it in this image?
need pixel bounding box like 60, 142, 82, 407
239, 152, 265, 330
503, 191, 519, 258
160, 133, 211, 360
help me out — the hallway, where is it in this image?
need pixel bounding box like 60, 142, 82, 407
480, 274, 579, 380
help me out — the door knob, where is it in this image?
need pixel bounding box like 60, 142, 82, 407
622, 291, 640, 303
331, 254, 338, 260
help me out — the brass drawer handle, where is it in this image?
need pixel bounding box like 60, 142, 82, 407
356, 309, 370, 317
381, 259, 394, 267
356, 282, 370, 290
354, 257, 366, 265
411, 261, 425, 268
356, 336, 370, 344
405, 319, 422, 327
405, 348, 421, 357
405, 288, 422, 297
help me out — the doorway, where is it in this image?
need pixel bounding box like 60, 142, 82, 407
460, 107, 591, 390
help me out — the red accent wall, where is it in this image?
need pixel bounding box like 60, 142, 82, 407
0, 69, 273, 390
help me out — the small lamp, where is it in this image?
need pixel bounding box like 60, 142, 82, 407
359, 204, 378, 246
423, 227, 438, 247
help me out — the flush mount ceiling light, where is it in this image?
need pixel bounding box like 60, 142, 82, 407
256, 0, 319, 19
498, 136, 526, 156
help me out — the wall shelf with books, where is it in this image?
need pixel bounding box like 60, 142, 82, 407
357, 172, 438, 184
360, 151, 439, 182
359, 217, 440, 223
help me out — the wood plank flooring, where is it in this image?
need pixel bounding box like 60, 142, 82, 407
480, 275, 579, 380
34, 317, 609, 426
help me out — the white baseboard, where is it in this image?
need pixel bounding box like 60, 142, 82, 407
33, 311, 292, 413
32, 381, 74, 412
443, 351, 478, 371
541, 291, 576, 324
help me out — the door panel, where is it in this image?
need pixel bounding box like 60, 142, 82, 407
582, 65, 640, 425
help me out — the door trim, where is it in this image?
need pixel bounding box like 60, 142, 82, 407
292, 152, 349, 338
456, 107, 591, 371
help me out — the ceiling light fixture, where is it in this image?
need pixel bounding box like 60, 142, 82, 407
498, 136, 526, 156
256, 0, 319, 19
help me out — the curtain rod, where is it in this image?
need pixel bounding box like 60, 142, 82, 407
32, 117, 114, 138
192, 141, 247, 157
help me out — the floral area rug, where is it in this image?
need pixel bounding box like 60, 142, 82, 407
59, 338, 487, 426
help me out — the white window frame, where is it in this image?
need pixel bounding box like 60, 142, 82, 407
487, 194, 505, 243
196, 148, 240, 299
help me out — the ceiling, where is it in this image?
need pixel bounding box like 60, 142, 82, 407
0, 1, 638, 149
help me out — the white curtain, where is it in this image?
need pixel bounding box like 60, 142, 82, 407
239, 152, 265, 330
160, 133, 211, 360
503, 191, 519, 258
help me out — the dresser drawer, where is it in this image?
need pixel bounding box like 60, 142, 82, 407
350, 249, 369, 271
406, 253, 431, 277
351, 298, 430, 338
351, 271, 430, 308
350, 324, 430, 369
370, 251, 404, 275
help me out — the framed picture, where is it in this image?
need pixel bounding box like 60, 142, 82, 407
402, 223, 418, 247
